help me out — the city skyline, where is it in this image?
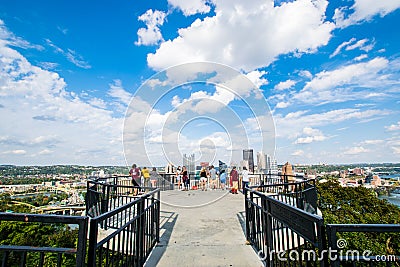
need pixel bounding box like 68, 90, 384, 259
0, 1, 400, 166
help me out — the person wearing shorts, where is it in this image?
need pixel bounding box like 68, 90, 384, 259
200, 167, 208, 191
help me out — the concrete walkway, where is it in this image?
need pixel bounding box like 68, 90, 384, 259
145, 190, 263, 267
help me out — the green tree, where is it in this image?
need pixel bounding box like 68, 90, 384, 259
317, 180, 400, 258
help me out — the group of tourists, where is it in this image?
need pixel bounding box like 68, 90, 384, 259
129, 164, 159, 189
175, 166, 190, 191
130, 163, 250, 194
178, 165, 250, 194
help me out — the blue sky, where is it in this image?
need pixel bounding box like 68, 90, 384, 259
0, 0, 399, 166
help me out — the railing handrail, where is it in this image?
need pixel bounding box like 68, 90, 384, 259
0, 212, 88, 267
90, 187, 160, 222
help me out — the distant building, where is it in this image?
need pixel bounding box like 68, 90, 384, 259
183, 154, 195, 174
371, 175, 382, 187
257, 152, 277, 174
257, 151, 266, 170
240, 160, 249, 171
243, 149, 254, 173
165, 163, 174, 174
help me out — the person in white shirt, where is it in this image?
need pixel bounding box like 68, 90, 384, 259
242, 166, 250, 191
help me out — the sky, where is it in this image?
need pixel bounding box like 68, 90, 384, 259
0, 0, 399, 167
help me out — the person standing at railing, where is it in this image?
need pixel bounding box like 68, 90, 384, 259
150, 167, 159, 187
230, 166, 239, 194
242, 166, 250, 192
129, 164, 141, 195
219, 169, 227, 190
209, 165, 217, 190
176, 166, 182, 190
142, 167, 151, 189
182, 166, 189, 191
200, 167, 208, 191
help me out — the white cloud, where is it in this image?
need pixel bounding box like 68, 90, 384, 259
295, 127, 327, 144
343, 146, 370, 155
346, 38, 373, 52
0, 19, 44, 51
330, 38, 356, 58
108, 79, 133, 106
361, 139, 384, 145
275, 108, 390, 139
294, 57, 392, 104
45, 39, 91, 69
37, 62, 59, 70
2, 150, 27, 155
385, 121, 400, 131
168, 0, 213, 16
274, 79, 296, 91
392, 146, 400, 154
65, 48, 91, 69
0, 22, 124, 165
246, 70, 268, 88
291, 149, 304, 156
298, 70, 313, 79
135, 9, 166, 46
38, 149, 53, 155
354, 54, 368, 61
334, 0, 400, 28
147, 0, 335, 71
276, 102, 290, 109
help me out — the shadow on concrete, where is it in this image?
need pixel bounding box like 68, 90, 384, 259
144, 210, 178, 266
236, 210, 247, 236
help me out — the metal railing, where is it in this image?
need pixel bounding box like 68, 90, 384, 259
0, 213, 88, 267
87, 190, 160, 266
245, 180, 327, 266
0, 175, 161, 267
245, 179, 400, 266
85, 176, 160, 267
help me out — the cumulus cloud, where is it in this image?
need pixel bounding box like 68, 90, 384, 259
147, 0, 335, 71
334, 0, 400, 28
0, 22, 124, 165
135, 9, 166, 46
274, 79, 296, 91
246, 70, 268, 88
298, 70, 313, 79
168, 0, 213, 16
295, 127, 327, 144
294, 57, 393, 104
275, 108, 390, 139
276, 102, 290, 109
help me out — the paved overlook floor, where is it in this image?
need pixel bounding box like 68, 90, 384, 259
144, 190, 263, 267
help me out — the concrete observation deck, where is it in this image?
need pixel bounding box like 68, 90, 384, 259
145, 190, 262, 267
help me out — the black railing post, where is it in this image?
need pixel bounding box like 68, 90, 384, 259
326, 225, 339, 267
264, 195, 273, 266
245, 188, 251, 242
136, 197, 146, 265
87, 218, 99, 267
156, 191, 161, 242
76, 217, 88, 267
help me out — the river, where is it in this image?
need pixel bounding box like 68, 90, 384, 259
379, 195, 400, 208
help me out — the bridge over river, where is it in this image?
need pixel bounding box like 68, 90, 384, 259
144, 190, 262, 267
